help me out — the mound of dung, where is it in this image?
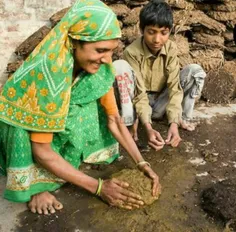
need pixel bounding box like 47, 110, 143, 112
202, 69, 235, 103
112, 169, 160, 206
201, 179, 236, 230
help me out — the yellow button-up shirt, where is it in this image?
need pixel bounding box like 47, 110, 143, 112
123, 37, 183, 125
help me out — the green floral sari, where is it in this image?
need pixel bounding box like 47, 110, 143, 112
0, 0, 121, 202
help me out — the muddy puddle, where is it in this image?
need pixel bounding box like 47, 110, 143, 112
15, 115, 236, 232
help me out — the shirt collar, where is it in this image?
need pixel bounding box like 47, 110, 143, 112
141, 37, 167, 58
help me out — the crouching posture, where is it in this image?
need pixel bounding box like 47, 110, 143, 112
114, 0, 206, 150
0, 0, 160, 215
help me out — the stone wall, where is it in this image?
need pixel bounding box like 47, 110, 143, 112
0, 0, 76, 84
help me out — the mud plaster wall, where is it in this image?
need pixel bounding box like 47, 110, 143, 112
0, 0, 76, 84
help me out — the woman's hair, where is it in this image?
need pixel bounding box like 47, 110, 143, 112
139, 0, 173, 32
72, 39, 86, 48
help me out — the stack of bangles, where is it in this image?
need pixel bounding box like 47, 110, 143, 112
136, 160, 151, 168
95, 178, 103, 196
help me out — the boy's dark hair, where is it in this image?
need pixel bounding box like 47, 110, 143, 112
139, 0, 173, 32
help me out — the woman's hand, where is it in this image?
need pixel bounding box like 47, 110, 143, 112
100, 178, 144, 210
138, 164, 161, 197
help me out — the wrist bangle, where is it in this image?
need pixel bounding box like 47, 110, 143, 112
136, 161, 151, 167
95, 178, 103, 196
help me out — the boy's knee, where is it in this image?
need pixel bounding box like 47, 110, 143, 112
185, 64, 206, 78
180, 64, 206, 88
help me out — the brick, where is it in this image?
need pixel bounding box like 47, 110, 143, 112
24, 0, 43, 8
0, 22, 5, 34
25, 0, 71, 9
18, 21, 47, 36
0, 12, 32, 21
4, 0, 24, 11
0, 0, 5, 14
35, 8, 60, 21
7, 24, 20, 32
43, 0, 71, 9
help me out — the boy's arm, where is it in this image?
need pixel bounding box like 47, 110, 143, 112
164, 44, 183, 147
166, 46, 183, 125
124, 50, 165, 151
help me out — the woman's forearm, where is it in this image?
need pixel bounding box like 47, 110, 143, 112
32, 142, 98, 194
107, 114, 144, 164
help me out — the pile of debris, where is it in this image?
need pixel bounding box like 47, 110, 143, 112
6, 0, 236, 103
167, 0, 236, 103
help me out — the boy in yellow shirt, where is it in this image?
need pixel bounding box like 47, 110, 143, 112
114, 0, 206, 150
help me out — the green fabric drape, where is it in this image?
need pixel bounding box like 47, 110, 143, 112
0, 0, 121, 132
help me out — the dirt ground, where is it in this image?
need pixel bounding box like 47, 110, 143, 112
1, 104, 236, 232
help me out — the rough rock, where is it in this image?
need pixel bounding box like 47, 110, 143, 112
109, 4, 130, 18
170, 34, 190, 55
121, 25, 141, 44
103, 0, 124, 4
190, 49, 224, 72
50, 7, 70, 28
196, 1, 236, 12
223, 31, 234, 42
173, 10, 226, 33
124, 0, 148, 6
179, 54, 194, 68
226, 19, 236, 29
6, 60, 24, 74
122, 7, 141, 25
225, 45, 236, 54
167, 0, 194, 9
207, 11, 236, 22
192, 0, 230, 2
193, 33, 224, 49
224, 60, 236, 78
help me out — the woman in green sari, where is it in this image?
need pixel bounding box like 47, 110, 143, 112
0, 0, 160, 214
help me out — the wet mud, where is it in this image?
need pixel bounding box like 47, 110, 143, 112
15, 115, 236, 232
202, 178, 236, 231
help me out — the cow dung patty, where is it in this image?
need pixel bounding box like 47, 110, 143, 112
111, 169, 160, 208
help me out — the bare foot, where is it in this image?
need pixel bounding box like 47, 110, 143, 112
28, 191, 63, 215
130, 130, 139, 142
129, 118, 139, 141
180, 120, 197, 131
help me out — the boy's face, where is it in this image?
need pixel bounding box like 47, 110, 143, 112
142, 25, 171, 55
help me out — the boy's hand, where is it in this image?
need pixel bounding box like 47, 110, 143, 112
165, 123, 182, 147
145, 123, 165, 151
